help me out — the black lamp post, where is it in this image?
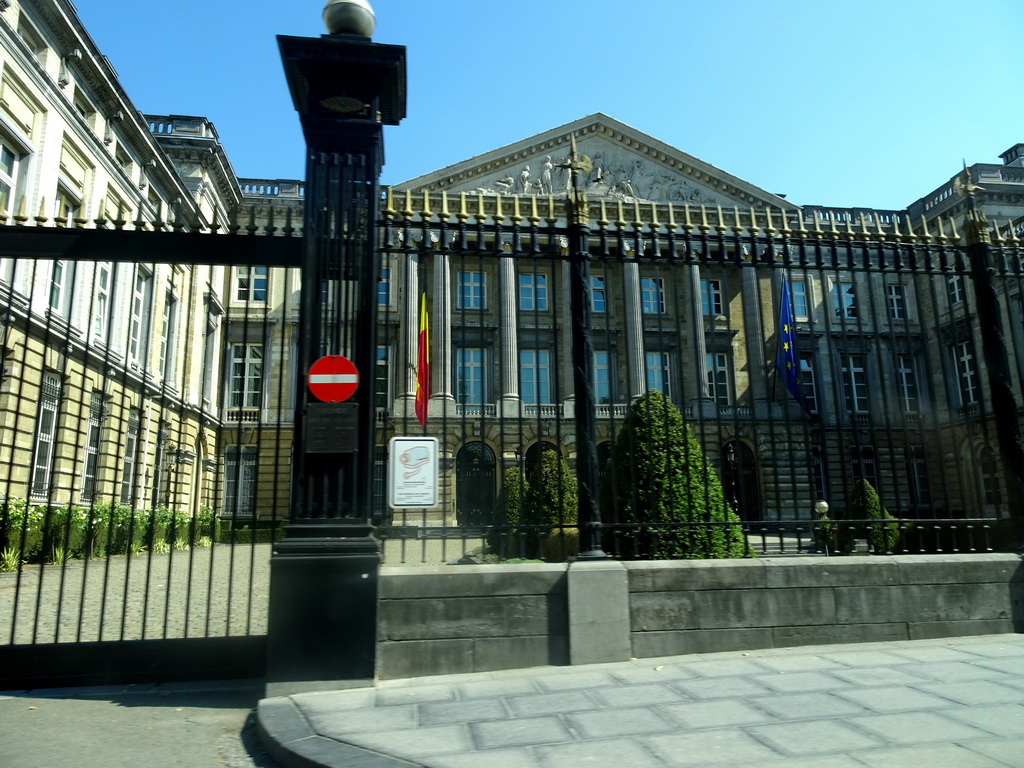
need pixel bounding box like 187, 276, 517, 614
266, 0, 406, 695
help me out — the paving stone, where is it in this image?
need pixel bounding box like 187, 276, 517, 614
590, 683, 686, 708
470, 716, 574, 749
818, 649, 916, 668
418, 697, 510, 726
849, 711, 994, 745
424, 747, 536, 768
964, 736, 1024, 766
671, 675, 773, 700
832, 684, 954, 713
535, 671, 616, 691
681, 658, 775, 678
955, 641, 1024, 658
347, 723, 474, 760
535, 738, 664, 767
291, 688, 376, 712
303, 701, 417, 738
456, 677, 539, 699
746, 720, 882, 756
854, 743, 1011, 768
826, 665, 929, 687
751, 671, 849, 693
889, 646, 988, 663
754, 757, 867, 768
659, 698, 775, 728
907, 661, 1009, 683
942, 704, 1024, 737
915, 680, 1024, 706
972, 657, 1024, 676
375, 683, 458, 707
503, 690, 598, 717
642, 729, 784, 765
565, 707, 675, 739
609, 664, 697, 685
754, 654, 847, 673
747, 692, 867, 720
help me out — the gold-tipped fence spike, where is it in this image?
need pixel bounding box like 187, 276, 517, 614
493, 193, 503, 223
699, 204, 710, 233
732, 205, 742, 233
402, 190, 414, 220
439, 190, 451, 220
633, 200, 642, 228
919, 215, 931, 241
598, 200, 609, 229
14, 196, 28, 226
384, 188, 396, 219
245, 206, 257, 234
476, 191, 486, 221
715, 204, 726, 233
547, 195, 556, 223
683, 202, 693, 230
512, 194, 522, 222
948, 215, 959, 241
859, 212, 870, 237
778, 207, 792, 236
936, 215, 947, 241
763, 206, 774, 235
529, 195, 540, 225
1006, 219, 1020, 244
844, 212, 855, 238
650, 202, 660, 229
616, 200, 627, 229
749, 206, 760, 236
458, 191, 469, 221
35, 197, 48, 226
54, 198, 68, 228
991, 220, 1005, 245
666, 202, 677, 229
422, 190, 432, 219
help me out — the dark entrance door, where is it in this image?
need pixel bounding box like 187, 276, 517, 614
723, 441, 761, 521
456, 442, 496, 526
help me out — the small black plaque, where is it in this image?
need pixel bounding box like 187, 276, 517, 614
305, 402, 359, 453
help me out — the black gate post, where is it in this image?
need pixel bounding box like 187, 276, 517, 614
266, 0, 406, 695
962, 177, 1024, 546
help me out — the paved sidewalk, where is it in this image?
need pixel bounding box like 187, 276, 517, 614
259, 633, 1024, 768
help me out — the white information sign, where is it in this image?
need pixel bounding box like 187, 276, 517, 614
388, 436, 439, 509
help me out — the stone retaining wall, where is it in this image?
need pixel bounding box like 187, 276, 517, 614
377, 554, 1024, 680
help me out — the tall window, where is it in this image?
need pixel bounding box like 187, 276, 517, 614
80, 393, 103, 500
887, 283, 907, 320
457, 272, 486, 309
591, 276, 606, 313
229, 344, 264, 409
375, 345, 390, 409
978, 446, 1001, 506
120, 409, 139, 505
832, 282, 857, 319
640, 278, 665, 314
159, 291, 178, 381
906, 447, 931, 507
791, 279, 809, 321
519, 274, 548, 311
520, 349, 551, 404
456, 347, 485, 404
851, 446, 878, 490
31, 374, 61, 497
594, 350, 611, 404
236, 266, 268, 302
952, 341, 978, 406
895, 354, 920, 413
645, 351, 671, 397
223, 446, 257, 516
840, 354, 868, 413
92, 263, 112, 340
947, 274, 965, 306
700, 279, 723, 317
128, 269, 153, 365
706, 352, 732, 406
48, 260, 74, 316
798, 353, 818, 414
0, 138, 20, 215
377, 267, 390, 308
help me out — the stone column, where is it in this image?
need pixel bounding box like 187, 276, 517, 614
498, 252, 519, 414
742, 263, 768, 403
622, 262, 646, 398
686, 265, 710, 400
433, 251, 454, 403
399, 251, 418, 409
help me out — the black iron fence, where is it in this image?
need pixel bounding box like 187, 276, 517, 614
0, 199, 1022, 679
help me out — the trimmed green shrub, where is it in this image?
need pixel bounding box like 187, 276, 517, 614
846, 479, 900, 553
601, 390, 748, 560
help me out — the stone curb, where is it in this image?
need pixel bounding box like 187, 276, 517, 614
257, 696, 422, 768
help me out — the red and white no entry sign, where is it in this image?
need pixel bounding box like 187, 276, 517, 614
308, 355, 359, 402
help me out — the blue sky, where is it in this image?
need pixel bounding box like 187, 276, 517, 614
77, 0, 1023, 211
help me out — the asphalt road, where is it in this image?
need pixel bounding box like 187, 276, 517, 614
0, 679, 280, 768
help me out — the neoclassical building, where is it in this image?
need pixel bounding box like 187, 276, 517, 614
1, 0, 1022, 537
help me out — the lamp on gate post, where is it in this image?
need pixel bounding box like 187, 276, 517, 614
561, 136, 608, 560
265, 0, 406, 696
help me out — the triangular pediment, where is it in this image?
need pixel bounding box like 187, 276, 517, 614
393, 114, 794, 211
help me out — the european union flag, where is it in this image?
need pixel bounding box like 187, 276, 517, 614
777, 275, 808, 413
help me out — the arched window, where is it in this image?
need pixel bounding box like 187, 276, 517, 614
456, 442, 496, 527
721, 441, 761, 522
